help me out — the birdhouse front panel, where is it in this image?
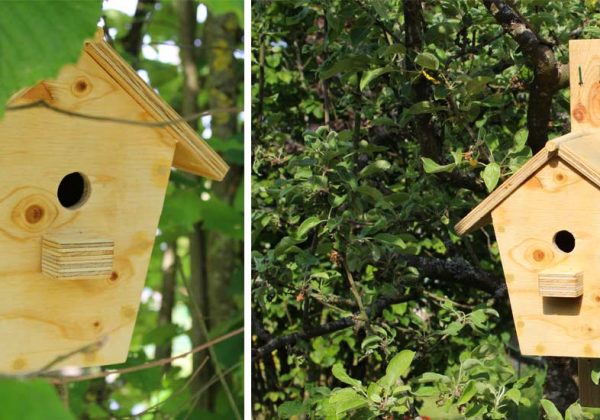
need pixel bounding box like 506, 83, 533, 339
0, 37, 207, 372
491, 157, 600, 357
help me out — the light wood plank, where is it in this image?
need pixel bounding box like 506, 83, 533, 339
570, 40, 600, 132
83, 34, 229, 180
492, 159, 600, 357
0, 46, 175, 372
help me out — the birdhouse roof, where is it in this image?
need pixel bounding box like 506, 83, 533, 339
455, 130, 600, 235
11, 31, 229, 181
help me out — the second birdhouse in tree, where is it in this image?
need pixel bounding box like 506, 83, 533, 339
456, 40, 600, 358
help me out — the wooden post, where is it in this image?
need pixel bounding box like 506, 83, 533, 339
578, 358, 600, 407
568, 37, 600, 410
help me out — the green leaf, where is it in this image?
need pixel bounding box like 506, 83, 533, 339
0, 379, 75, 419
278, 401, 307, 418
360, 67, 392, 91
443, 321, 464, 336
510, 128, 529, 153
421, 157, 456, 174
565, 402, 585, 420
482, 162, 501, 192
457, 381, 477, 405
379, 350, 415, 389
361, 335, 383, 350
592, 369, 600, 385
0, 1, 103, 118
356, 185, 384, 202
359, 160, 391, 178
412, 386, 436, 397
332, 363, 362, 387
415, 52, 439, 70
418, 372, 451, 383
374, 233, 406, 248
541, 399, 564, 420
330, 388, 368, 414
505, 388, 521, 404
202, 0, 244, 25
320, 55, 371, 79
367, 382, 383, 402
406, 100, 442, 115
296, 216, 323, 239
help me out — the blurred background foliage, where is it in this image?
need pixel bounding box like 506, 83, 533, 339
251, 0, 599, 418
0, 0, 243, 419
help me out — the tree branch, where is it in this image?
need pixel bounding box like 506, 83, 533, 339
121, 0, 157, 59
252, 292, 419, 360
404, 0, 442, 159
482, 0, 568, 152
401, 254, 506, 298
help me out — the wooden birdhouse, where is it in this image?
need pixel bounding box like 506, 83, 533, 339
456, 40, 600, 359
0, 31, 228, 372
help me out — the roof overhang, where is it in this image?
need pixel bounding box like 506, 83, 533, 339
455, 130, 600, 235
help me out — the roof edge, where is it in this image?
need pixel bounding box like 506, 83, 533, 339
84, 33, 229, 181
454, 130, 595, 236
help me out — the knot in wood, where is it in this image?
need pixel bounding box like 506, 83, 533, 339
25, 204, 44, 224
72, 77, 92, 97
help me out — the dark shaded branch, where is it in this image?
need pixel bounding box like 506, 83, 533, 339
482, 0, 569, 152
404, 0, 442, 159
402, 254, 506, 298
543, 357, 579, 412
252, 292, 419, 360
121, 0, 157, 59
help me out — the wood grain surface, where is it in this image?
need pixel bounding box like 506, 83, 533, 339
0, 42, 177, 372
493, 158, 600, 357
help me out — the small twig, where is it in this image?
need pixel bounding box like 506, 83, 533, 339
6, 100, 239, 128
55, 380, 69, 409
44, 327, 243, 384
177, 261, 242, 420
184, 361, 242, 420
423, 290, 474, 310
112, 357, 210, 419
37, 337, 107, 375
341, 259, 367, 322
252, 292, 419, 359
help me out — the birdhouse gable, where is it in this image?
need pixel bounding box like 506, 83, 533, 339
9, 31, 229, 181
455, 130, 600, 235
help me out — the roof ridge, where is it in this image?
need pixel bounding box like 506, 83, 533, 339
455, 130, 598, 236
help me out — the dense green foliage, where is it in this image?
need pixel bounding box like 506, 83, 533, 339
251, 0, 600, 418
0, 1, 243, 418
0, 1, 102, 117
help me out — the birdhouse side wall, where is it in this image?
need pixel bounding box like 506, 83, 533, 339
0, 51, 177, 372
492, 157, 600, 357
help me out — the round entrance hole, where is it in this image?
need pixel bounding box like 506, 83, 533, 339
553, 230, 575, 253
57, 172, 90, 209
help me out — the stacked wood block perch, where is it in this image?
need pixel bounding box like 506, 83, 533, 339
0, 29, 228, 373
42, 235, 114, 280
538, 272, 583, 298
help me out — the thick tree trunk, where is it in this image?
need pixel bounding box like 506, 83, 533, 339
403, 0, 442, 160
187, 5, 243, 416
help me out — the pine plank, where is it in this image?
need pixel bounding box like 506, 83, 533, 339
492, 159, 600, 357
83, 36, 229, 180
0, 46, 175, 372
569, 40, 600, 132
